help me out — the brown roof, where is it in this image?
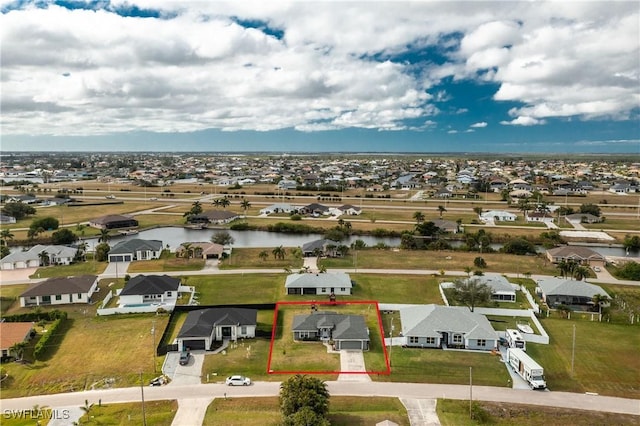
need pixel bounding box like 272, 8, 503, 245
0, 322, 33, 350
20, 275, 97, 298
201, 210, 239, 220
90, 214, 136, 225
546, 246, 604, 260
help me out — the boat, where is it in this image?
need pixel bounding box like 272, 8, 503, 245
516, 320, 534, 334
118, 229, 139, 236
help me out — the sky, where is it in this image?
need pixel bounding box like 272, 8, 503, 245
1, 0, 639, 153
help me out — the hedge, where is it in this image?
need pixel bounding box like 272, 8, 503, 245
2, 310, 67, 323
33, 317, 66, 360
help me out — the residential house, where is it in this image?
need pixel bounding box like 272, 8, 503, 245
285, 272, 352, 295
432, 219, 459, 234
7, 194, 38, 204
19, 275, 99, 307
45, 197, 71, 206
259, 203, 298, 215
479, 210, 517, 222
0, 214, 16, 224
89, 214, 139, 230
108, 239, 163, 262
526, 212, 555, 224
176, 307, 257, 351
292, 311, 370, 351
300, 203, 330, 216
118, 275, 181, 306
302, 239, 340, 257
0, 322, 34, 358
176, 242, 226, 259
566, 213, 602, 224
537, 278, 609, 310
545, 246, 606, 267
1, 244, 78, 270
399, 305, 498, 351
461, 275, 516, 302
277, 179, 298, 190
188, 210, 240, 224
609, 182, 636, 194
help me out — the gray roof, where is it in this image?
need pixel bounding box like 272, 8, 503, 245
292, 311, 368, 341
285, 273, 352, 289
400, 305, 497, 340
178, 308, 257, 338
546, 246, 604, 260
109, 239, 163, 255
537, 278, 609, 298
466, 275, 515, 293
120, 275, 180, 295
301, 239, 333, 252
1, 244, 77, 264
21, 275, 97, 297
90, 214, 137, 225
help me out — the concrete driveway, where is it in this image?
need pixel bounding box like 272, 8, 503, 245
0, 267, 38, 283
165, 351, 205, 385
338, 350, 371, 382
400, 398, 441, 425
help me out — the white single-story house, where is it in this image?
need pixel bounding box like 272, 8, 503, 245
259, 203, 298, 215
526, 212, 555, 224
277, 179, 298, 190
461, 275, 517, 302
1, 244, 78, 270
432, 219, 459, 234
188, 210, 240, 224
537, 278, 610, 310
0, 214, 16, 224
480, 210, 517, 222
545, 246, 606, 267
399, 305, 498, 351
285, 272, 352, 295
176, 242, 229, 259
118, 275, 180, 306
292, 311, 370, 351
108, 239, 163, 262
177, 307, 257, 351
566, 213, 602, 224
0, 322, 34, 358
19, 275, 99, 307
336, 204, 362, 216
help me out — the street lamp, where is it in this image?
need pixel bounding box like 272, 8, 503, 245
151, 320, 157, 373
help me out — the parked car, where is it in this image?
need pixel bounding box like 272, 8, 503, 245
149, 197, 158, 201
593, 266, 601, 272
105, 194, 116, 199
225, 375, 251, 386
179, 351, 191, 366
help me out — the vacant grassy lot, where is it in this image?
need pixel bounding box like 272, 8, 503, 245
373, 347, 510, 387
0, 313, 169, 398
30, 260, 107, 278
351, 274, 445, 304
127, 255, 205, 273
76, 400, 178, 426
321, 249, 558, 275
0, 284, 29, 313
201, 338, 275, 383
183, 274, 283, 304
203, 396, 409, 426
220, 247, 304, 270
437, 399, 640, 426
527, 318, 640, 398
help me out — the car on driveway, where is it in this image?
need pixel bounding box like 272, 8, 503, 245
593, 266, 601, 272
225, 375, 251, 386
179, 351, 191, 365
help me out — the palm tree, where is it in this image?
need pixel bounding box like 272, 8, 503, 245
213, 198, 221, 207
9, 341, 27, 361
38, 251, 50, 266
75, 241, 88, 261
464, 266, 472, 277
437, 205, 447, 219
592, 294, 610, 321
573, 266, 590, 281
272, 245, 286, 260
240, 199, 251, 217
517, 198, 531, 218
413, 211, 425, 224
181, 243, 193, 259
219, 198, 230, 209
98, 229, 111, 244
0, 229, 14, 246
258, 250, 269, 261
473, 206, 483, 216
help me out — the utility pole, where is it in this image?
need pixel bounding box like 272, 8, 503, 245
571, 324, 576, 376
151, 320, 157, 373
469, 366, 473, 419
389, 318, 393, 368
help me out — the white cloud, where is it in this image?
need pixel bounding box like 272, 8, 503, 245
447, 129, 458, 134
500, 116, 545, 126
470, 122, 488, 128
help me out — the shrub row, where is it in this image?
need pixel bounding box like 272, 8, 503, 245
33, 316, 66, 360
2, 310, 67, 323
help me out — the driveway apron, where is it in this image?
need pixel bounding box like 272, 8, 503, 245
337, 350, 371, 382
171, 397, 214, 426
168, 351, 205, 386
400, 398, 441, 426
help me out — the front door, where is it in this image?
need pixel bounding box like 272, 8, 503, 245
222, 327, 232, 338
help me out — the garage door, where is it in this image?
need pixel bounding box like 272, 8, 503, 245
183, 339, 206, 350
337, 341, 363, 350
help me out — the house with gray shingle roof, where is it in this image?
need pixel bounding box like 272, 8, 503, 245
20, 275, 98, 307
545, 246, 605, 267
461, 275, 517, 302
285, 272, 352, 295
399, 305, 498, 351
301, 239, 340, 257
118, 275, 180, 306
108, 239, 163, 262
292, 311, 369, 351
537, 278, 609, 310
177, 308, 257, 351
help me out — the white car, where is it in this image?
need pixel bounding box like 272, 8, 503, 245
225, 375, 251, 386
593, 266, 601, 272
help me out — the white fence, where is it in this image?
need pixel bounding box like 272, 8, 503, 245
97, 302, 176, 316
100, 290, 114, 309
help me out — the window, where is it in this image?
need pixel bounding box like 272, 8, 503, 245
166, 292, 172, 297
240, 326, 247, 335
477, 339, 486, 347
453, 334, 462, 344
55, 295, 62, 301
340, 288, 345, 292
77, 293, 82, 298
409, 336, 419, 344
321, 288, 326, 293
426, 337, 436, 345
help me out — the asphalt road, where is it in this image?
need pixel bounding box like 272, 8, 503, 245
1, 381, 638, 416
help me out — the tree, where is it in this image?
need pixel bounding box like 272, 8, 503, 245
183, 201, 203, 218
502, 238, 536, 255
240, 199, 251, 217
350, 239, 367, 250
51, 228, 78, 245
0, 229, 14, 245
0, 245, 9, 259
517, 198, 531, 217
95, 242, 111, 262
258, 250, 269, 261
279, 375, 330, 420
473, 257, 487, 268
38, 251, 50, 266
415, 221, 440, 237
272, 245, 286, 260
181, 242, 193, 259
27, 227, 43, 241
579, 203, 601, 217
452, 278, 492, 312
9, 341, 28, 361
211, 230, 235, 245
592, 294, 610, 320
75, 241, 88, 261
98, 229, 111, 244
464, 266, 472, 277
219, 197, 231, 209
616, 261, 640, 280
30, 216, 59, 231
573, 266, 590, 281
1, 202, 36, 220
282, 406, 330, 426
473, 207, 483, 216
623, 235, 640, 251
413, 211, 425, 224
437, 205, 447, 219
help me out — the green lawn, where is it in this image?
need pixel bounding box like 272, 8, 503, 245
201, 338, 275, 383
203, 396, 409, 426
30, 260, 107, 278
127, 254, 205, 273
220, 247, 303, 270
350, 274, 446, 304
182, 274, 283, 304
0, 284, 29, 313
372, 347, 510, 387
76, 400, 178, 425
443, 287, 532, 310
527, 318, 640, 398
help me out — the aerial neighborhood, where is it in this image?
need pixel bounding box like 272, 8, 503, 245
0, 152, 639, 424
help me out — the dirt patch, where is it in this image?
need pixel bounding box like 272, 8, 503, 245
0, 268, 38, 283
